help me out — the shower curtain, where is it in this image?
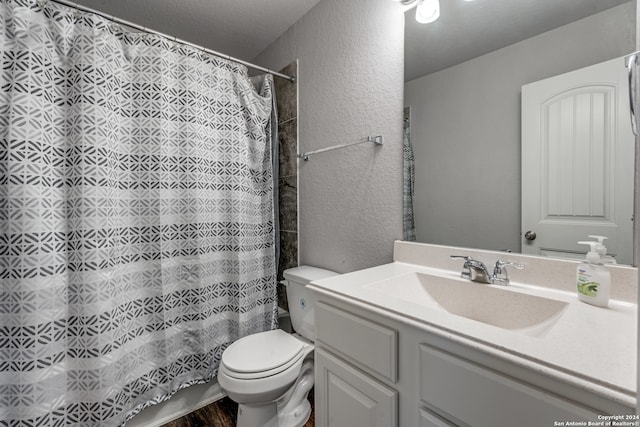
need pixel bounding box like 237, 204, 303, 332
0, 1, 278, 425
403, 107, 416, 241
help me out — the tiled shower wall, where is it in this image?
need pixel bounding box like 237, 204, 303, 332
275, 61, 298, 310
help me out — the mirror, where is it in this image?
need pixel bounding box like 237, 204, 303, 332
403, 0, 636, 265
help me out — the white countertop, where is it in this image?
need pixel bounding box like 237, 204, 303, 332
309, 260, 637, 409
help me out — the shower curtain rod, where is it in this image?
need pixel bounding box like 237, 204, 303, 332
40, 0, 296, 83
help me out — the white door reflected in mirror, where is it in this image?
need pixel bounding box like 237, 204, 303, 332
521, 57, 634, 265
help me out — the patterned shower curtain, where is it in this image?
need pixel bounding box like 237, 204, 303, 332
403, 107, 416, 241
0, 1, 278, 425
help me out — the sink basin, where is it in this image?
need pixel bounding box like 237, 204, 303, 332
367, 272, 568, 337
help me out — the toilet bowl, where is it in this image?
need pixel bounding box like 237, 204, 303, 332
217, 266, 339, 427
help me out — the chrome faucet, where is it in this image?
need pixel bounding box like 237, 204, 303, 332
450, 255, 492, 284
450, 255, 525, 285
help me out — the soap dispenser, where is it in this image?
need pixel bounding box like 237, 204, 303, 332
588, 235, 617, 264
576, 240, 611, 308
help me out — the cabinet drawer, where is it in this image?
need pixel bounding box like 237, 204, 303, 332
315, 348, 397, 427
419, 407, 456, 427
316, 302, 398, 383
419, 344, 599, 427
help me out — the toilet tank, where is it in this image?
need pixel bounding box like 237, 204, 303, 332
282, 266, 339, 341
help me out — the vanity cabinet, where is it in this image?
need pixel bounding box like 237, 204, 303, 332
419, 344, 599, 427
312, 297, 631, 427
419, 407, 455, 427
315, 348, 397, 427
314, 302, 399, 427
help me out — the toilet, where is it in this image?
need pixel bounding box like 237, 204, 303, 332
218, 266, 339, 427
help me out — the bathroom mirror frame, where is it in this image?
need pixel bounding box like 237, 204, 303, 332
403, 0, 637, 266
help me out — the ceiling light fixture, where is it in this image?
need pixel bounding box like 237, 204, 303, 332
415, 0, 440, 24
393, 0, 473, 24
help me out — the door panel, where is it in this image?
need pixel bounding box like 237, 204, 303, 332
522, 57, 634, 264
315, 348, 397, 427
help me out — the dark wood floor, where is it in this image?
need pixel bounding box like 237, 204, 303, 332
161, 389, 315, 427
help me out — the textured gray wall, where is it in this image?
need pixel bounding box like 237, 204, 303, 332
405, 3, 635, 253
253, 0, 405, 273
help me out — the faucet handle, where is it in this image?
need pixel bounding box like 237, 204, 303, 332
495, 260, 525, 270
450, 255, 473, 279
492, 260, 525, 285
450, 255, 472, 262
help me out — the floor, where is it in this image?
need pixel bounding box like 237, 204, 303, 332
160, 390, 315, 427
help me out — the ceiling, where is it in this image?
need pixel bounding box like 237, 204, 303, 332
73, 0, 323, 62
405, 0, 633, 81
69, 0, 634, 81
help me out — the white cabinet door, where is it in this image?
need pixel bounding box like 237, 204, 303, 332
521, 56, 634, 264
315, 347, 397, 427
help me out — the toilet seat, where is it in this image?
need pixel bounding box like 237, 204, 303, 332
221, 330, 309, 380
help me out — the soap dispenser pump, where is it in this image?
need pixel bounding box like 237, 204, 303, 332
576, 240, 611, 308
588, 235, 617, 264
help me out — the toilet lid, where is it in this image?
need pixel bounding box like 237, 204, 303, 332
222, 329, 306, 374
